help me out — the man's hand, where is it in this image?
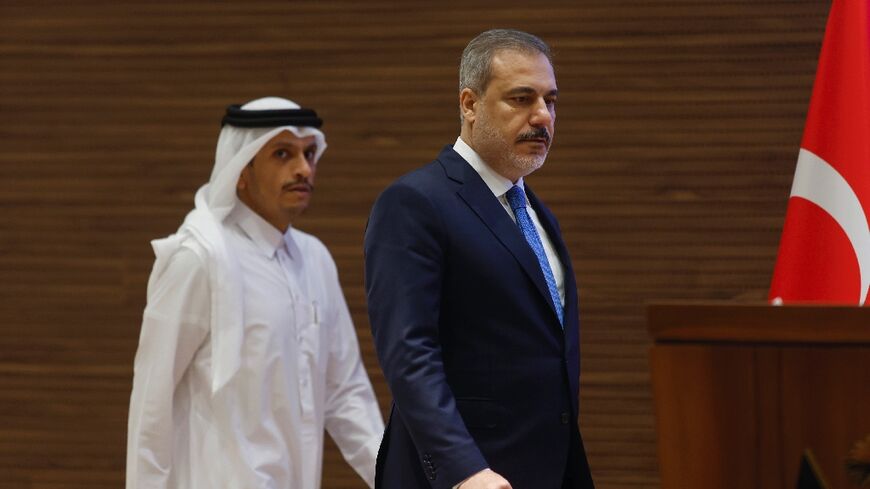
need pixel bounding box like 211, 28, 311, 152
457, 468, 512, 489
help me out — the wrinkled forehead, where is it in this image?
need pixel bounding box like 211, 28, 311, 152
488, 50, 556, 89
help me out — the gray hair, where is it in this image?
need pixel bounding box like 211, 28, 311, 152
459, 29, 552, 94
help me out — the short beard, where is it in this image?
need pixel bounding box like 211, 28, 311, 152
474, 113, 548, 178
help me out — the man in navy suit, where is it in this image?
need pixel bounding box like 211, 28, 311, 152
364, 29, 595, 489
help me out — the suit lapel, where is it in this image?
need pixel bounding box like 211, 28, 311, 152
436, 147, 560, 324
529, 185, 580, 414
527, 185, 578, 329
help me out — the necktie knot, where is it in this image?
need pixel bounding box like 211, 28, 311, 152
506, 185, 526, 211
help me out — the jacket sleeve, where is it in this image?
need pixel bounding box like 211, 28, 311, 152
364, 182, 488, 489
322, 254, 385, 488
126, 247, 210, 489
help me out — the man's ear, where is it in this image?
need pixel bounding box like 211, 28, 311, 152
237, 165, 250, 191
459, 88, 478, 123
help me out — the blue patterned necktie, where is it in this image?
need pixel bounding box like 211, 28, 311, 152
505, 185, 564, 326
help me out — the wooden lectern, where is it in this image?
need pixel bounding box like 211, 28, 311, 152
648, 303, 870, 489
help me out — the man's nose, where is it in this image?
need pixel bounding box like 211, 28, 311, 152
529, 98, 553, 127
293, 155, 313, 179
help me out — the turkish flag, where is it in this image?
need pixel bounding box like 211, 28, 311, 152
769, 0, 870, 304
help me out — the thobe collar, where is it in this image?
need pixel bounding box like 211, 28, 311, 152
229, 202, 300, 260
453, 136, 526, 202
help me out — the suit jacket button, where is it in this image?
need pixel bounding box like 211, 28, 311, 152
561, 412, 570, 424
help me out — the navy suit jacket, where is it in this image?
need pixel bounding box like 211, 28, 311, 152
365, 146, 593, 489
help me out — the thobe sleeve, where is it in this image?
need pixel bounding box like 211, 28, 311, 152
321, 256, 385, 489
126, 247, 210, 489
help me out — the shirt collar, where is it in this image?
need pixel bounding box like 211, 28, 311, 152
453, 136, 525, 199
230, 202, 296, 259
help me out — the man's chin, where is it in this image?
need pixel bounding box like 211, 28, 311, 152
509, 155, 546, 176
514, 150, 547, 164
282, 203, 310, 220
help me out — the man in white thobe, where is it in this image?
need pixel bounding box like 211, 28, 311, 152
126, 97, 384, 489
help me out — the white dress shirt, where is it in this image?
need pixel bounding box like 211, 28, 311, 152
127, 202, 383, 489
453, 137, 565, 305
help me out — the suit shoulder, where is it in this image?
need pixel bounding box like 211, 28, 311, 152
387, 158, 446, 192
371, 158, 448, 212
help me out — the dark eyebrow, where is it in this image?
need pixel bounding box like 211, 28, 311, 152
506, 87, 536, 97
505, 87, 559, 97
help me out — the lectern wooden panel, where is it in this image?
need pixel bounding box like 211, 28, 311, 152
648, 304, 870, 489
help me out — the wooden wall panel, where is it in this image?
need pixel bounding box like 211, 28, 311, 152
0, 1, 831, 488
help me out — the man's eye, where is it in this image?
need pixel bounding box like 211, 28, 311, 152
275, 149, 289, 158
512, 96, 528, 103
305, 150, 316, 161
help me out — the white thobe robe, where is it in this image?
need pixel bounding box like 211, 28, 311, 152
127, 202, 383, 489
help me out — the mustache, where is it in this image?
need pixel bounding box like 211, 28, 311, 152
281, 179, 314, 192
516, 127, 551, 144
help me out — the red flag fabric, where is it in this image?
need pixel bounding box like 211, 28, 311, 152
769, 0, 870, 304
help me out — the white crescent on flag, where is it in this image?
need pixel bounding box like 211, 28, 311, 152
790, 148, 870, 304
